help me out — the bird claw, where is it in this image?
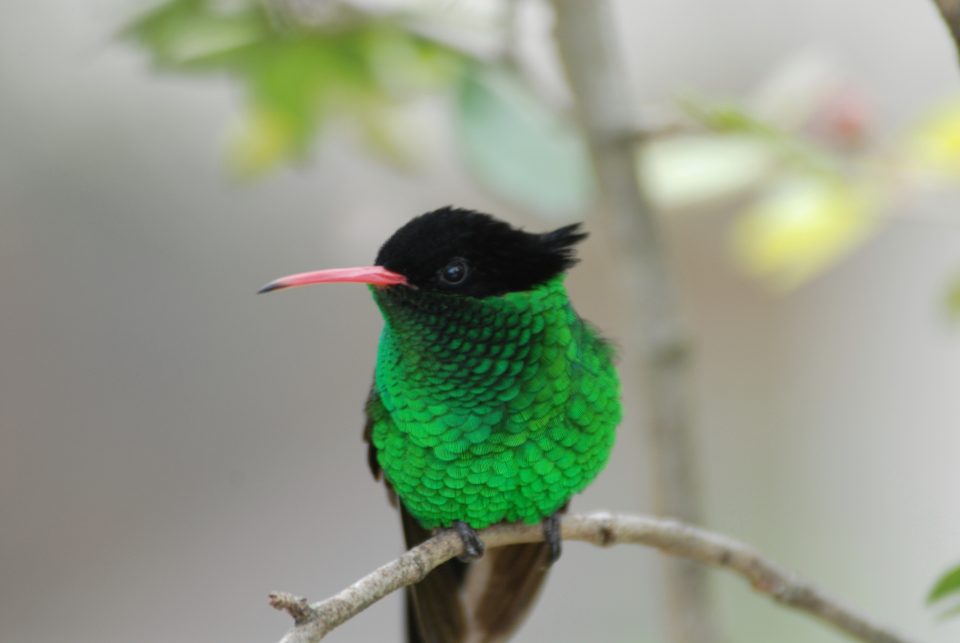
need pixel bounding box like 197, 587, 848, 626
543, 513, 562, 564
453, 521, 485, 562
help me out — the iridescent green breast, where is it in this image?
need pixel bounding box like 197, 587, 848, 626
368, 276, 620, 529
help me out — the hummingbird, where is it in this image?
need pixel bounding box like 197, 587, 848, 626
260, 207, 621, 642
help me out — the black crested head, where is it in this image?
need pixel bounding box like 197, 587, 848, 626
374, 207, 587, 298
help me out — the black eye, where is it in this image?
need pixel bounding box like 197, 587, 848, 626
439, 257, 469, 285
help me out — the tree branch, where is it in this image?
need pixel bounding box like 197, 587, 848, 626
270, 512, 915, 643
546, 2, 718, 642
933, 0, 960, 63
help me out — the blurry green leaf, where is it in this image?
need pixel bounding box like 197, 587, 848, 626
946, 279, 960, 322
683, 96, 841, 178
364, 23, 464, 92
227, 105, 297, 174
643, 135, 775, 210
908, 99, 960, 179
731, 175, 880, 289
929, 564, 960, 619
455, 64, 592, 217
127, 1, 465, 174
682, 98, 777, 136
124, 0, 269, 69
930, 564, 960, 604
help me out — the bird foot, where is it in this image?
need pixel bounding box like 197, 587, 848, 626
543, 513, 562, 565
453, 520, 485, 562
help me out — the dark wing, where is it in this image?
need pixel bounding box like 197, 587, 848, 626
364, 385, 555, 643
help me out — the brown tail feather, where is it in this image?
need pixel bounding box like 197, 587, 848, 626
402, 507, 553, 643
472, 542, 550, 639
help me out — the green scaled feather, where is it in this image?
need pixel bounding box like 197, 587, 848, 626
369, 276, 620, 529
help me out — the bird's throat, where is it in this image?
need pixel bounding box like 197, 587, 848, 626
371, 276, 569, 384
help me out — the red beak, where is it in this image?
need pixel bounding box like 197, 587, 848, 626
258, 266, 408, 294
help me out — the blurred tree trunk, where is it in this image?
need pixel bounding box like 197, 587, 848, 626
549, 2, 721, 643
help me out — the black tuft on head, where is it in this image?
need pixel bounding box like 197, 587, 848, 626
374, 207, 588, 297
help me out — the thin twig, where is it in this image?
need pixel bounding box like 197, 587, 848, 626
547, 2, 718, 642
270, 512, 916, 643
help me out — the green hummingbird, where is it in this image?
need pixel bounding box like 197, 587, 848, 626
260, 207, 621, 642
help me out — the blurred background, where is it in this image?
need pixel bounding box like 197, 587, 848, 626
2, 1, 960, 642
